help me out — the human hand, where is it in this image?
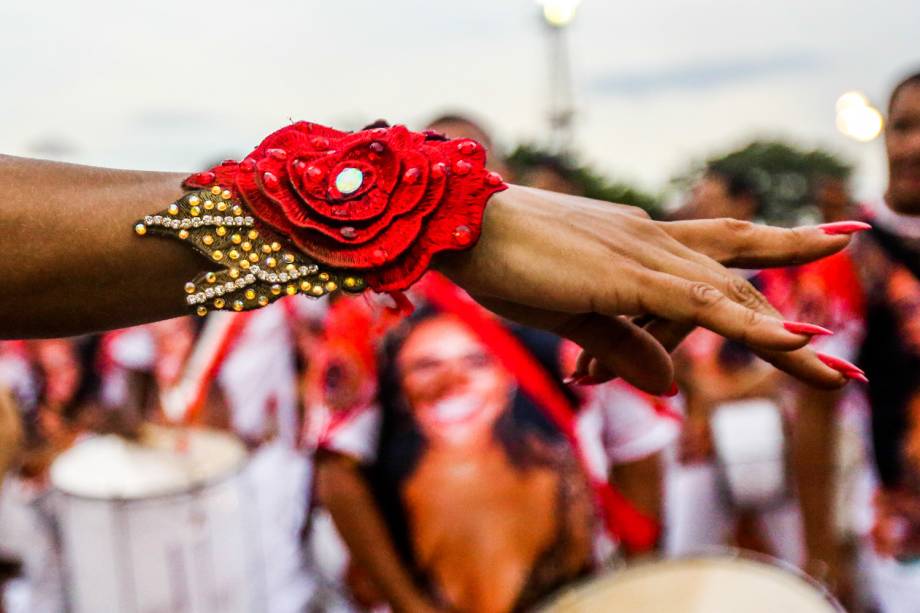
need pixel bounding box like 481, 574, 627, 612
438, 185, 865, 394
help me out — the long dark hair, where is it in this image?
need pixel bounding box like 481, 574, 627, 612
366, 304, 578, 578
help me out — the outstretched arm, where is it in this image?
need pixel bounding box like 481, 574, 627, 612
0, 154, 201, 337
0, 154, 863, 392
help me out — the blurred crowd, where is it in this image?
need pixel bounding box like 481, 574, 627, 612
1, 72, 919, 613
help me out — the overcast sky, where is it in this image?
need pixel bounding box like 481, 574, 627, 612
1, 0, 917, 201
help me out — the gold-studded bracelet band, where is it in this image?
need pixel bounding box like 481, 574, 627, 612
135, 185, 365, 317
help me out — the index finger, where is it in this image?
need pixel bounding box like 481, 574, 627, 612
662, 219, 868, 268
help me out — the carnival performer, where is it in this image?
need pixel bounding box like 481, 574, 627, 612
307, 274, 677, 612
775, 70, 920, 613
664, 166, 806, 564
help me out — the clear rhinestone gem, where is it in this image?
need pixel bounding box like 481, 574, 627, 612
335, 168, 364, 195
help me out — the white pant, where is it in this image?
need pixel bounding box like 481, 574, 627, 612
865, 548, 920, 613
664, 454, 804, 565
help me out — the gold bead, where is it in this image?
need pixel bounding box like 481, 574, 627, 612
266, 257, 277, 268
196, 306, 208, 317
271, 284, 282, 295
188, 195, 201, 206
344, 277, 358, 289
300, 280, 312, 292
221, 190, 233, 200
184, 282, 196, 294
261, 244, 272, 254
178, 229, 190, 239
325, 281, 338, 292
214, 298, 226, 309
318, 272, 330, 281
232, 205, 243, 216
190, 206, 201, 217
203, 200, 215, 210
167, 204, 179, 215
311, 285, 325, 297
286, 263, 296, 272
202, 235, 214, 246
258, 295, 269, 306
245, 289, 256, 300
229, 249, 240, 260
248, 253, 259, 263
271, 241, 281, 252
241, 242, 252, 252
232, 300, 244, 311
286, 285, 298, 296
216, 226, 227, 237
240, 260, 251, 269
231, 234, 242, 244
248, 230, 259, 240
228, 268, 240, 279
211, 185, 222, 195
283, 253, 295, 263
217, 202, 228, 212
205, 272, 217, 284
212, 250, 224, 261
134, 223, 147, 235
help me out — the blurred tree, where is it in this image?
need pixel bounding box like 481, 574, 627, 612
507, 143, 660, 215
671, 140, 853, 225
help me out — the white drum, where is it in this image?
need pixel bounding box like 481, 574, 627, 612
710, 397, 789, 509
50, 425, 259, 613
540, 553, 842, 612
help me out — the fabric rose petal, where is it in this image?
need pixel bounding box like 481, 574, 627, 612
184, 121, 507, 293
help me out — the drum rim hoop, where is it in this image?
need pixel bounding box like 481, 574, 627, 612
50, 428, 248, 502
540, 547, 845, 612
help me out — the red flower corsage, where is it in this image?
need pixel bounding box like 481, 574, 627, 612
184, 121, 507, 293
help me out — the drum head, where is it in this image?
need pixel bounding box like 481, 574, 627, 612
50, 424, 246, 499
542, 555, 840, 613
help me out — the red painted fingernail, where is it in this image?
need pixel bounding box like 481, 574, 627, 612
817, 352, 865, 375
846, 371, 869, 384
783, 321, 834, 336
563, 375, 581, 385
819, 221, 871, 235
665, 382, 679, 397
575, 376, 603, 386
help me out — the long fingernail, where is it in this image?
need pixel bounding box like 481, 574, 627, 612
819, 221, 872, 235
817, 352, 865, 375
563, 375, 580, 385
847, 371, 869, 384
575, 376, 603, 386
664, 382, 679, 397
783, 321, 834, 336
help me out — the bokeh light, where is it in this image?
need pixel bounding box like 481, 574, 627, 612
835, 91, 884, 142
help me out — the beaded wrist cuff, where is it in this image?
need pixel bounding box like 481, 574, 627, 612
135, 120, 506, 316
135, 185, 365, 316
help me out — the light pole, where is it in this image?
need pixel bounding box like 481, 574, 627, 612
537, 0, 582, 152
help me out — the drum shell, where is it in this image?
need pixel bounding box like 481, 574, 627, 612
50, 429, 260, 613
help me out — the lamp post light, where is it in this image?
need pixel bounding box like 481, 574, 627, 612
536, 0, 582, 152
